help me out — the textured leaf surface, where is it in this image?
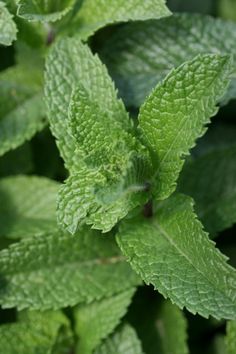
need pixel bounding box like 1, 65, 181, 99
75, 288, 135, 354
0, 175, 59, 238
0, 1, 17, 45
117, 194, 236, 320
0, 228, 140, 310
179, 143, 236, 236
0, 311, 71, 354
71, 0, 171, 40
101, 13, 236, 107
155, 301, 188, 354
226, 321, 236, 354
17, 0, 75, 22
139, 54, 231, 200
94, 324, 143, 354
45, 37, 130, 170
0, 64, 45, 156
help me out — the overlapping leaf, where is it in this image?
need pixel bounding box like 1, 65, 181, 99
17, 0, 75, 22
117, 193, 236, 320
75, 288, 135, 354
0, 1, 17, 46
101, 13, 236, 107
70, 0, 171, 40
226, 321, 236, 354
139, 54, 232, 200
0, 227, 140, 310
0, 175, 59, 238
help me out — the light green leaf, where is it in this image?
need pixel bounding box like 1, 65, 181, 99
45, 37, 131, 170
117, 193, 236, 320
17, 0, 75, 22
70, 0, 171, 40
101, 13, 236, 107
139, 54, 232, 200
0, 175, 59, 238
179, 142, 236, 236
0, 64, 45, 156
0, 227, 140, 310
219, 0, 236, 21
94, 324, 144, 354
155, 300, 188, 354
75, 288, 135, 354
0, 1, 17, 45
226, 321, 236, 354
0, 310, 72, 354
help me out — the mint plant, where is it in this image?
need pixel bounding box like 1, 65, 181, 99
0, 0, 236, 353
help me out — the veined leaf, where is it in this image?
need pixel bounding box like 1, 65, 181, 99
0, 64, 45, 156
0, 175, 59, 238
0, 1, 17, 46
0, 310, 72, 354
17, 0, 75, 22
45, 37, 131, 170
179, 142, 236, 236
0, 227, 140, 310
117, 193, 236, 320
70, 0, 171, 40
101, 14, 236, 107
226, 321, 236, 354
94, 324, 144, 354
75, 288, 135, 354
139, 54, 232, 200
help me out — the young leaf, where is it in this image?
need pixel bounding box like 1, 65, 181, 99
179, 143, 236, 236
17, 0, 75, 22
117, 193, 236, 320
226, 321, 236, 354
75, 288, 135, 354
101, 14, 236, 107
94, 324, 144, 354
0, 1, 17, 46
45, 37, 131, 170
138, 54, 232, 200
0, 227, 140, 310
0, 310, 72, 354
70, 0, 171, 40
0, 175, 59, 238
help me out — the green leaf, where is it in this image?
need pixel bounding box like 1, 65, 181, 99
0, 64, 45, 156
94, 324, 144, 354
0, 227, 140, 310
117, 193, 236, 320
101, 14, 236, 107
155, 300, 188, 354
70, 0, 171, 40
17, 0, 75, 22
0, 1, 17, 46
45, 37, 131, 170
218, 0, 236, 21
0, 310, 72, 354
179, 142, 236, 236
75, 288, 135, 354
138, 54, 232, 200
226, 321, 236, 354
0, 175, 59, 238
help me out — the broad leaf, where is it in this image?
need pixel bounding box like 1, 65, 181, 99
0, 310, 72, 354
0, 175, 59, 238
17, 0, 75, 22
94, 324, 144, 354
75, 288, 135, 354
0, 227, 140, 310
138, 54, 231, 200
0, 1, 17, 46
117, 193, 236, 320
226, 321, 236, 354
179, 142, 236, 236
101, 14, 236, 107
70, 0, 171, 40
